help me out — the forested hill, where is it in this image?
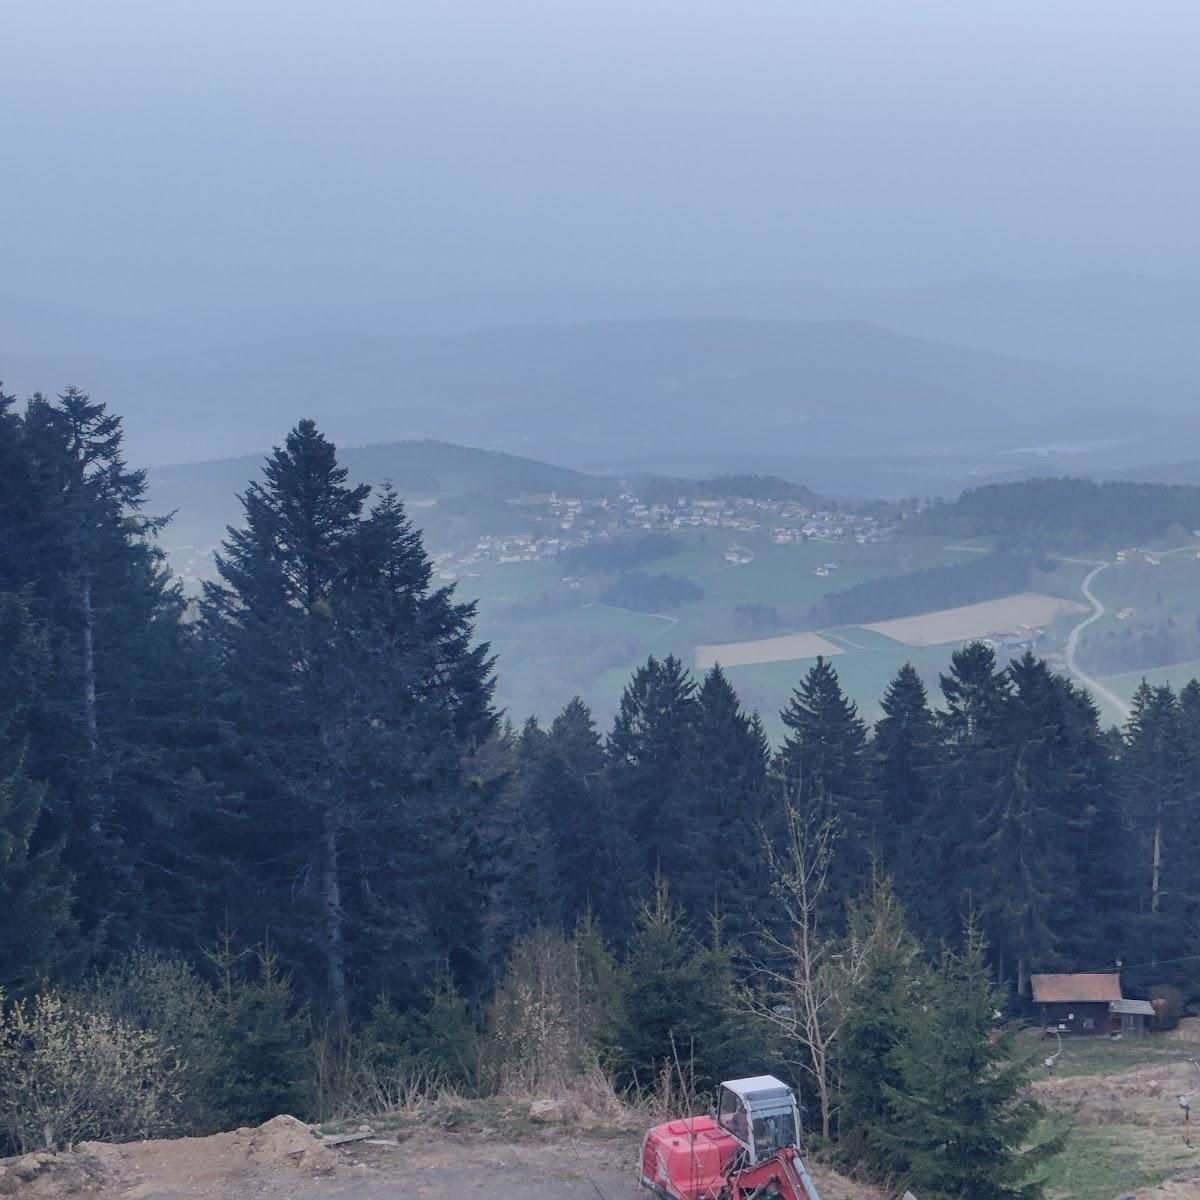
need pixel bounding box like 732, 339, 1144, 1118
641, 472, 821, 505
919, 476, 1200, 549
150, 438, 605, 550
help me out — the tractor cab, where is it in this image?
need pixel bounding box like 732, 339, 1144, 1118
716, 1076, 801, 1166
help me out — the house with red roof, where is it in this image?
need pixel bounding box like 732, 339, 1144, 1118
1031, 973, 1156, 1038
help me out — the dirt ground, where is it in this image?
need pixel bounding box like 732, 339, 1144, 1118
863, 591, 1086, 647
0, 1115, 881, 1200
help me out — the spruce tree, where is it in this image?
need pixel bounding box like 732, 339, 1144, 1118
677, 667, 771, 938
203, 426, 495, 1019
608, 655, 697, 885
777, 657, 874, 918
542, 698, 633, 934
206, 947, 309, 1127
927, 641, 1011, 945
879, 921, 1057, 1200
610, 878, 759, 1096
836, 874, 926, 1178
974, 654, 1082, 994
0, 389, 200, 957
1122, 683, 1185, 918
872, 663, 938, 886
477, 721, 556, 960
0, 593, 76, 992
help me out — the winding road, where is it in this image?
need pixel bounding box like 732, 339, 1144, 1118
1063, 561, 1131, 719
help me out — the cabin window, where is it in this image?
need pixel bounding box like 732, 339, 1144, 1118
1082, 1017, 1095, 1030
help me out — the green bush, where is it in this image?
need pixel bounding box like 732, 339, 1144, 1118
206, 947, 310, 1127
1150, 984, 1185, 1031
86, 951, 221, 1131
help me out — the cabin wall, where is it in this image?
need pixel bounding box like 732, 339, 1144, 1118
1039, 1001, 1111, 1036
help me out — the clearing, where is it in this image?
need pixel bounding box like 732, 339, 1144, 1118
863, 591, 1086, 647
0, 1108, 879, 1200
695, 631, 844, 669
1028, 1018, 1200, 1200
8, 1030, 1200, 1200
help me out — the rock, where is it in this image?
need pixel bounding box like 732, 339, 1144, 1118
528, 1098, 566, 1123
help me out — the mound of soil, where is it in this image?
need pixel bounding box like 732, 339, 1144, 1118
0, 1115, 336, 1199
1033, 1061, 1198, 1127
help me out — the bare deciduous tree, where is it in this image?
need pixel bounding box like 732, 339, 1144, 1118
742, 807, 875, 1139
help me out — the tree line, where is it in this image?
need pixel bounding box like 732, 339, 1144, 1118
3, 386, 1198, 1022
806, 551, 1036, 628
918, 476, 1200, 551
2, 388, 1199, 1197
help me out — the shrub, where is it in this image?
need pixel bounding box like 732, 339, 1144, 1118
484, 924, 618, 1094
85, 951, 221, 1132
206, 948, 309, 1128
0, 989, 182, 1152
1150, 984, 1185, 1031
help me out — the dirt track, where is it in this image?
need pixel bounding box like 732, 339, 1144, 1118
0, 1117, 880, 1200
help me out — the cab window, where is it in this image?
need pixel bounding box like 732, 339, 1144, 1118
751, 1109, 797, 1157
717, 1089, 749, 1142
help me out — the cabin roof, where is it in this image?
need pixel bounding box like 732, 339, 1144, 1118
1031, 973, 1122, 1003
1110, 998, 1155, 1016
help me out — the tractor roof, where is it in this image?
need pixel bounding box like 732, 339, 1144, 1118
722, 1075, 794, 1104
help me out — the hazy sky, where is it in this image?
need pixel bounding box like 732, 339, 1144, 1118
4, 1, 1199, 314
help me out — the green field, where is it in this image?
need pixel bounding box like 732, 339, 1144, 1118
473, 529, 1094, 735
1039, 1123, 1196, 1200
1027, 1026, 1200, 1200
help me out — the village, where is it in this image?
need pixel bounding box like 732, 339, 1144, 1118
431, 488, 897, 578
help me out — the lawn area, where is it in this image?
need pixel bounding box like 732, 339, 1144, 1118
1038, 1123, 1197, 1200
1031, 1029, 1200, 1080
1027, 1025, 1200, 1199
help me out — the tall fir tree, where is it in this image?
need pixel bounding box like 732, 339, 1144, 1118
974, 654, 1091, 993
608, 654, 697, 886
203, 426, 495, 1019
0, 389, 202, 957
777, 657, 874, 918
1122, 683, 1185, 919
927, 641, 1011, 945
477, 720, 557, 962
542, 698, 633, 935
878, 920, 1057, 1200
677, 666, 771, 939
1119, 682, 1194, 970
0, 593, 77, 992
872, 663, 939, 909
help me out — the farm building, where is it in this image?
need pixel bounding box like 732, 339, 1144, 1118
1031, 973, 1155, 1038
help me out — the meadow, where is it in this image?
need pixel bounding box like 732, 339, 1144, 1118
472, 529, 1095, 734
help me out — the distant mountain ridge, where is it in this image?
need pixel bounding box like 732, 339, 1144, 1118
7, 315, 1191, 468
10, 272, 1200, 372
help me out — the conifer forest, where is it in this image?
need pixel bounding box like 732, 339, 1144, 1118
2, 388, 1199, 1198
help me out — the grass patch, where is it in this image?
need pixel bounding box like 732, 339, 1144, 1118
1033, 1032, 1200, 1080
1038, 1123, 1197, 1200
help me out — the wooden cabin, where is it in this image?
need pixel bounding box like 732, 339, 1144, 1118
1031, 973, 1154, 1037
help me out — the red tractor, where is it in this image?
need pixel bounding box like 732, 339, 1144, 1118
640, 1076, 823, 1200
